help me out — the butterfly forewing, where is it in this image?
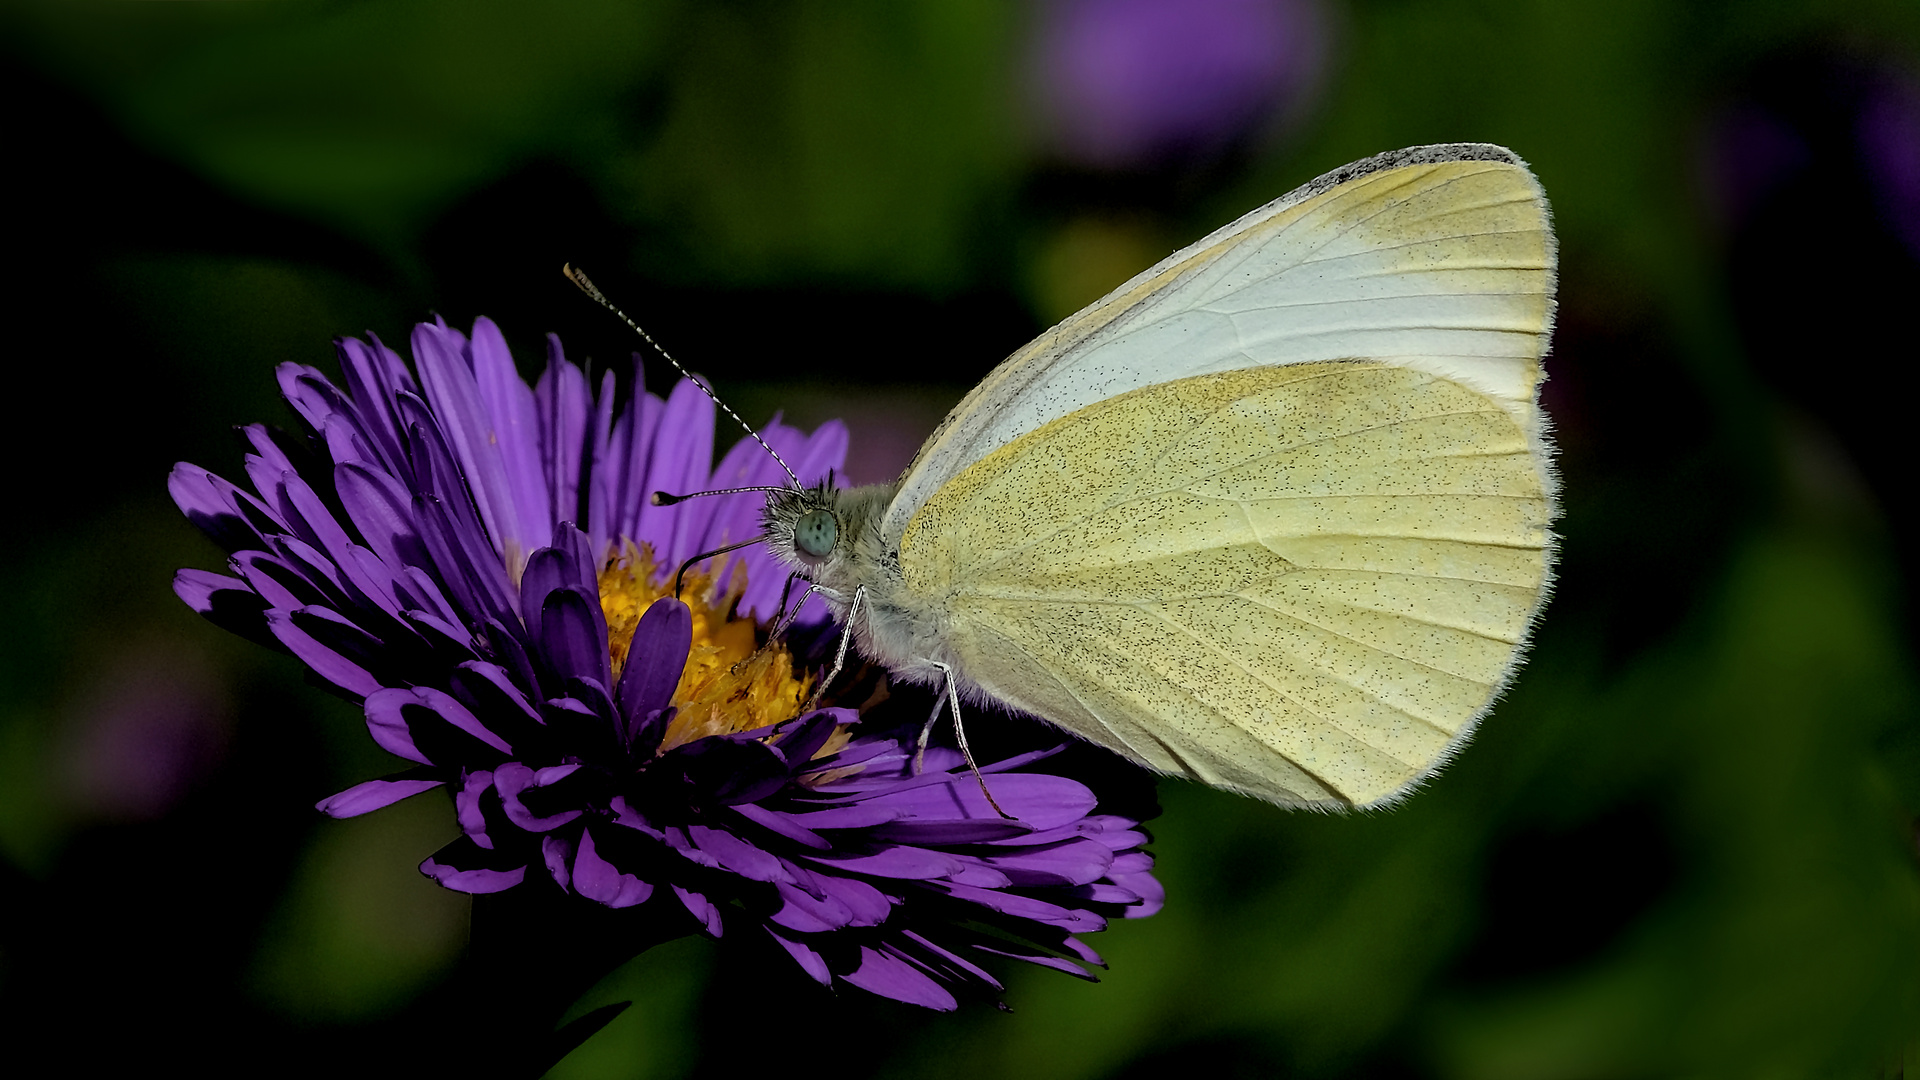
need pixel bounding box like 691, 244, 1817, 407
886, 146, 1556, 542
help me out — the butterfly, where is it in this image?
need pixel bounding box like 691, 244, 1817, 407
684, 143, 1557, 809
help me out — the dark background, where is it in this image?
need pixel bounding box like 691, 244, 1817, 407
3, 1, 1920, 1076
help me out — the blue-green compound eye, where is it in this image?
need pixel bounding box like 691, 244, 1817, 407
795, 508, 838, 560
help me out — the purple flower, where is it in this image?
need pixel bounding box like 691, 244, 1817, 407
1859, 71, 1920, 258
1029, 0, 1330, 169
171, 316, 1162, 1009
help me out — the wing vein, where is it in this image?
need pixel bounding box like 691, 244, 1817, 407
1131, 601, 1440, 756
965, 401, 1526, 575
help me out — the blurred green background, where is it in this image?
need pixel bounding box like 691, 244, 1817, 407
5, 0, 1920, 1076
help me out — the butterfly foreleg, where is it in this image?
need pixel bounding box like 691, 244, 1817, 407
765, 580, 825, 646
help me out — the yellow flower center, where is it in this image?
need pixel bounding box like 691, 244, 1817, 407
598, 541, 844, 758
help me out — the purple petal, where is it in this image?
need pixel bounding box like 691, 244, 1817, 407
469, 317, 553, 553
364, 685, 513, 766
413, 320, 532, 569
609, 796, 666, 841
174, 566, 255, 611
900, 929, 1003, 992
275, 472, 362, 575
395, 565, 460, 624
334, 335, 414, 476
421, 836, 527, 894
275, 362, 350, 434
765, 928, 831, 985
316, 777, 444, 818
573, 826, 654, 908
869, 817, 1034, 846
267, 608, 381, 698
542, 831, 577, 890
413, 490, 516, 626
247, 542, 341, 611
170, 463, 274, 553
493, 761, 585, 832
1069, 883, 1143, 905
583, 368, 619, 557
972, 943, 1095, 980
321, 414, 377, 468
769, 881, 854, 932
401, 607, 476, 657
817, 875, 892, 926
975, 837, 1114, 887
843, 946, 957, 1011
946, 863, 1015, 889
804, 846, 963, 880
534, 340, 591, 532
676, 885, 725, 937
630, 378, 715, 565
1062, 937, 1105, 966
456, 769, 497, 848
447, 662, 543, 741
537, 586, 611, 689
686, 824, 786, 882
862, 772, 1098, 831
336, 461, 429, 572
729, 803, 829, 850
617, 597, 692, 745
173, 568, 275, 646
1116, 870, 1165, 917
783, 803, 902, 830
940, 883, 1102, 930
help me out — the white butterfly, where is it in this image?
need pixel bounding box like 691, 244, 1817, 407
736, 144, 1553, 809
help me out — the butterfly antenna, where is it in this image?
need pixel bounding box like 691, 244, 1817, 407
565, 264, 801, 486
671, 535, 767, 600
651, 484, 791, 507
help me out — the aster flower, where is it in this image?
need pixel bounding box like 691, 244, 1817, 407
1030, 0, 1329, 168
170, 316, 1162, 1016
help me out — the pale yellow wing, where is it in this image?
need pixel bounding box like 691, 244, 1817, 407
885, 144, 1556, 543
898, 362, 1551, 808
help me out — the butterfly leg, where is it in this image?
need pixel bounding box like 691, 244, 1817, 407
804, 584, 865, 712
926, 660, 1012, 820
764, 580, 825, 647
913, 686, 946, 773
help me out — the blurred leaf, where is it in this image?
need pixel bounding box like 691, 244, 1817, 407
548, 936, 709, 1080
249, 793, 468, 1023
8, 0, 675, 247
619, 0, 1020, 289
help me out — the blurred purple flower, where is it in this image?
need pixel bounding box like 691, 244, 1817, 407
170, 317, 1162, 1008
1698, 105, 1810, 231
60, 642, 231, 822
1859, 72, 1920, 258
1030, 0, 1328, 168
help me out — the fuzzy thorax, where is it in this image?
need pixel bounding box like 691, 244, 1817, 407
760, 480, 959, 690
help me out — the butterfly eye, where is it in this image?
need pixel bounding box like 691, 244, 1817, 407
794, 508, 838, 561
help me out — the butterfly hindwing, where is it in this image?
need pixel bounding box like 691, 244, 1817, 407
896, 362, 1551, 807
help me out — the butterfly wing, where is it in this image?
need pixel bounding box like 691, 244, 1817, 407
881, 143, 1557, 806
898, 362, 1551, 807
885, 143, 1556, 542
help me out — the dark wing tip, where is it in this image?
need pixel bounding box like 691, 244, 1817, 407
1283, 143, 1531, 207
